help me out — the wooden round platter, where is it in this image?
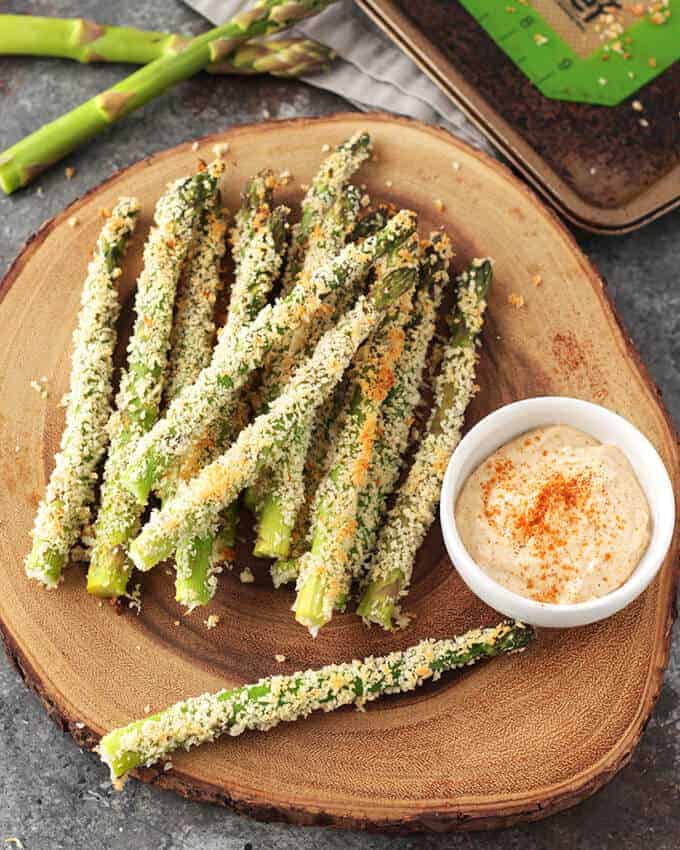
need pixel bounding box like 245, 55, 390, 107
0, 113, 677, 833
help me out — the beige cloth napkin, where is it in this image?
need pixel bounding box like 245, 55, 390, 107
184, 0, 493, 153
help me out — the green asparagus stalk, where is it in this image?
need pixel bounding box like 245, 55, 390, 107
122, 208, 416, 507
0, 16, 334, 78
86, 168, 217, 598
293, 236, 420, 635
357, 259, 493, 629
174, 173, 289, 609
24, 198, 140, 588
0, 1, 337, 194
349, 233, 452, 578
99, 619, 533, 784
126, 230, 418, 574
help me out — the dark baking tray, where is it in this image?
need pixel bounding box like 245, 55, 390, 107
357, 0, 680, 234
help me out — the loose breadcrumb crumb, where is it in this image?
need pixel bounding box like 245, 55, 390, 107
212, 142, 229, 157
191, 141, 200, 152
275, 654, 286, 663
127, 583, 142, 614
433, 199, 445, 212
204, 614, 220, 629
321, 143, 331, 153
65, 167, 76, 180
239, 568, 255, 584
532, 274, 542, 287
68, 216, 79, 228
29, 379, 48, 399
508, 292, 525, 308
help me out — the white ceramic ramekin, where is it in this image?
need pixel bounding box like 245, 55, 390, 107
440, 397, 675, 628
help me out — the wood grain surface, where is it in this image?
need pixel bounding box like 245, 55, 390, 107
0, 114, 677, 832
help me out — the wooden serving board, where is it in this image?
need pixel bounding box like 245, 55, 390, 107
0, 114, 677, 832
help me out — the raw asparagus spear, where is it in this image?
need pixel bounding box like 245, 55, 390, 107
0, 0, 337, 194
349, 233, 452, 577
99, 619, 533, 784
127, 233, 418, 573
122, 209, 416, 506
164, 194, 227, 405
0, 16, 334, 77
86, 169, 217, 598
24, 198, 140, 588
293, 235, 420, 634
174, 174, 289, 609
357, 259, 493, 629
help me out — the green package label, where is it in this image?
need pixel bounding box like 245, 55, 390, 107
459, 0, 678, 106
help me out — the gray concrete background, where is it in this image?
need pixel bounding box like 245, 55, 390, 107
0, 2, 678, 848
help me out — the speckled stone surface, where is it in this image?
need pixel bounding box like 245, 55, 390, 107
0, 2, 678, 849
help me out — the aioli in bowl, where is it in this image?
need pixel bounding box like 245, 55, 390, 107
454, 425, 652, 605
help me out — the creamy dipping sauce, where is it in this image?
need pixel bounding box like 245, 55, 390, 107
455, 425, 651, 604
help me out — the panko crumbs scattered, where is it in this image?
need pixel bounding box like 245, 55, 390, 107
508, 292, 525, 309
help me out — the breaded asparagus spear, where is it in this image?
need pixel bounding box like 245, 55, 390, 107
126, 226, 418, 573
163, 194, 227, 406
293, 236, 420, 635
86, 168, 217, 598
349, 233, 452, 577
24, 198, 140, 588
249, 136, 371, 541
357, 259, 492, 629
252, 184, 361, 558
99, 619, 533, 785
174, 173, 289, 609
122, 209, 417, 505
280, 131, 371, 291
269, 206, 396, 586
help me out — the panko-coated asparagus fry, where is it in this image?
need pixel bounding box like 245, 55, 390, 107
127, 238, 418, 573
86, 168, 217, 598
293, 237, 420, 634
349, 233, 452, 577
252, 184, 361, 557
123, 209, 417, 505
99, 619, 533, 784
174, 175, 289, 609
249, 137, 371, 540
164, 195, 227, 405
280, 131, 371, 292
24, 198, 140, 588
357, 259, 493, 629
270, 206, 397, 585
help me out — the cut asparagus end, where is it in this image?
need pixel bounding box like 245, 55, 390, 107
86, 546, 132, 598
175, 534, 215, 609
270, 558, 298, 588
294, 570, 330, 635
24, 545, 65, 588
99, 723, 146, 783
356, 574, 401, 629
253, 494, 292, 559
128, 533, 173, 573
